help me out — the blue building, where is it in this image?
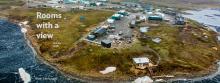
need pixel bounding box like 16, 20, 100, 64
63, 0, 75, 4
148, 15, 163, 21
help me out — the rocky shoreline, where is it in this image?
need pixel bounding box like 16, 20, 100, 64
2, 13, 219, 82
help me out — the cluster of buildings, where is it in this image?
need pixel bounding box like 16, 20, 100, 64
86, 10, 130, 48
47, 0, 108, 4
144, 5, 164, 21
107, 10, 128, 23
27, 0, 109, 9
144, 4, 185, 25
27, 0, 186, 26
85, 3, 188, 48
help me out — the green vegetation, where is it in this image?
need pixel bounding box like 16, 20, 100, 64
139, 22, 220, 76
59, 42, 158, 78
0, 0, 24, 10
8, 8, 114, 58
0, 0, 23, 5
7, 7, 220, 80
56, 21, 220, 78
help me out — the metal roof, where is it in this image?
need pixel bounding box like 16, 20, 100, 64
152, 38, 162, 43
101, 40, 112, 44
94, 28, 106, 34
133, 57, 149, 64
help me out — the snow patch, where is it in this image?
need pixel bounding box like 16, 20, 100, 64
21, 28, 27, 33
99, 67, 116, 74
18, 68, 31, 83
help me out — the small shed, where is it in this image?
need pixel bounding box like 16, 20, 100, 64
133, 57, 149, 69
90, 2, 97, 6
130, 20, 136, 28
109, 25, 116, 29
111, 14, 121, 20
101, 40, 112, 48
96, 2, 103, 6
152, 38, 162, 43
87, 34, 96, 41
107, 18, 115, 24
98, 0, 108, 2
139, 27, 149, 33
117, 10, 128, 16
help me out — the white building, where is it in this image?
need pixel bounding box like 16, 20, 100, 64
107, 19, 115, 24
152, 38, 162, 43
140, 27, 149, 33
47, 0, 61, 4
133, 57, 149, 68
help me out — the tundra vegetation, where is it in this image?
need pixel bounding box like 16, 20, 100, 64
6, 5, 220, 81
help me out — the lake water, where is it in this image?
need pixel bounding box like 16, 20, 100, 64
183, 9, 220, 32
0, 20, 82, 83
170, 9, 220, 83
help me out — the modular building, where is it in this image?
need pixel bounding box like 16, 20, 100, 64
133, 57, 149, 69
111, 14, 121, 20
64, 0, 76, 4
93, 28, 107, 37
140, 27, 149, 33
101, 40, 112, 48
90, 2, 97, 6
148, 15, 163, 21
107, 19, 115, 24
117, 10, 128, 16
87, 34, 96, 41
130, 20, 136, 28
